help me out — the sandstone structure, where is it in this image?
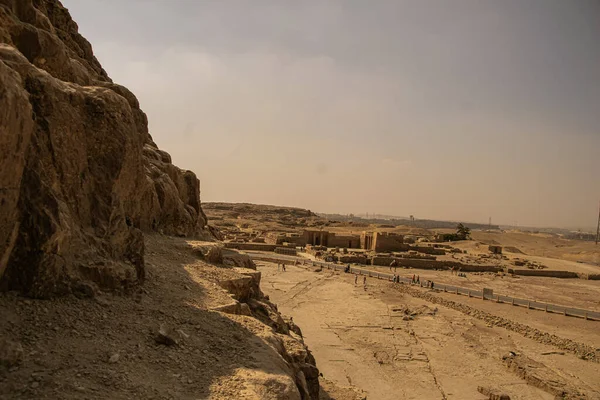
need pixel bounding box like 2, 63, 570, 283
0, 0, 210, 297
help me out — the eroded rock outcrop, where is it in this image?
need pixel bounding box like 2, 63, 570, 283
0, 0, 210, 297
215, 264, 320, 399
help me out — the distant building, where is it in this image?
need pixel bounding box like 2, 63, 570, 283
360, 232, 405, 252
266, 230, 361, 249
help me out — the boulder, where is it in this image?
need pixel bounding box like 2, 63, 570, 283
0, 338, 24, 368
155, 323, 179, 346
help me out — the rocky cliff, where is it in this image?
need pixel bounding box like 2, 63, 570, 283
0, 0, 210, 297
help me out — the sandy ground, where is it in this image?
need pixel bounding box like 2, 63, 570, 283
364, 266, 600, 312
259, 261, 600, 400
469, 231, 600, 266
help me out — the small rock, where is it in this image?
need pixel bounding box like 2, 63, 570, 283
155, 324, 178, 346
31, 382, 40, 389
0, 339, 24, 368
108, 353, 120, 363
177, 330, 189, 340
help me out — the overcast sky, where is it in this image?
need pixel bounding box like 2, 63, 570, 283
63, 0, 599, 229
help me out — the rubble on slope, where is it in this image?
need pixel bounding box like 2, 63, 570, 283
0, 235, 322, 399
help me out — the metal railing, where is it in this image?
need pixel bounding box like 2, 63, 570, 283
249, 253, 600, 321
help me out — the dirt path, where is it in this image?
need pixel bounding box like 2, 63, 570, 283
259, 262, 600, 400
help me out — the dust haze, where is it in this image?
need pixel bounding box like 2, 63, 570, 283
65, 0, 600, 229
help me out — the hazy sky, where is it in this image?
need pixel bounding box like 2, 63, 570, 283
63, 0, 599, 229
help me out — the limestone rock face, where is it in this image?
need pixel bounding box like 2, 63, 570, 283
0, 0, 209, 297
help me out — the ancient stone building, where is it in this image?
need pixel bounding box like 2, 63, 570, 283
361, 232, 405, 252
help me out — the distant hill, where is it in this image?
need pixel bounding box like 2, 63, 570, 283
205, 202, 318, 218
317, 213, 498, 231
204, 202, 324, 233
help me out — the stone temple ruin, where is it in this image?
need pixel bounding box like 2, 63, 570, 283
264, 230, 404, 252
221, 227, 517, 274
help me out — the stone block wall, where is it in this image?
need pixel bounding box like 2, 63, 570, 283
224, 243, 278, 252
508, 269, 579, 279
328, 234, 361, 249
372, 232, 406, 252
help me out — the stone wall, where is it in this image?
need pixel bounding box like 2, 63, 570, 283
508, 269, 579, 279
275, 247, 297, 256
372, 257, 501, 272
361, 231, 406, 252
335, 255, 368, 264
372, 232, 406, 252
223, 243, 278, 252
410, 246, 446, 256
328, 234, 361, 249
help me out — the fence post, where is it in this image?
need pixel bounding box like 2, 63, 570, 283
545, 304, 548, 312
585, 312, 588, 320
563, 308, 567, 316
511, 298, 515, 306
468, 290, 471, 298
455, 288, 458, 295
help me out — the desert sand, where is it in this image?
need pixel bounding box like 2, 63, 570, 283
259, 260, 600, 399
